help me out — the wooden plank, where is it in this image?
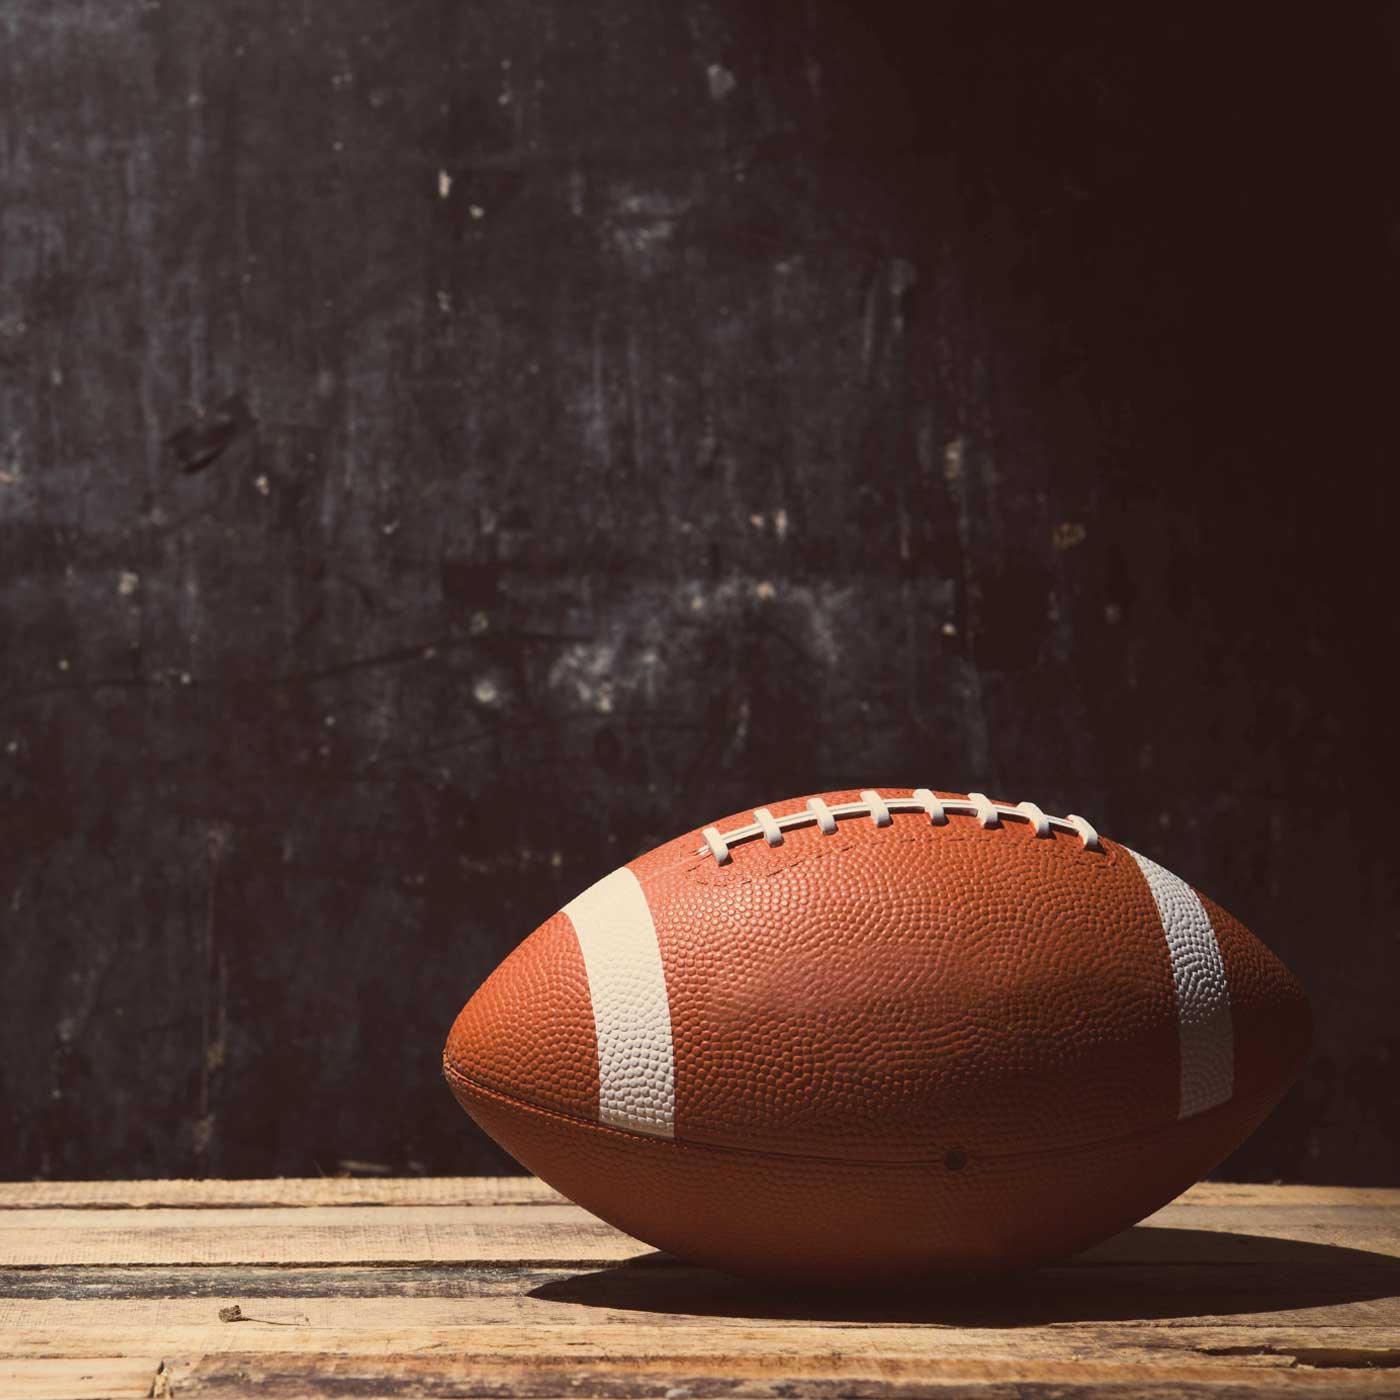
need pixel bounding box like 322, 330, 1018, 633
0, 1260, 1396, 1327
0, 1358, 159, 1400
0, 1204, 638, 1267
0, 1272, 1397, 1337
1087, 1209, 1400, 1261
3, 1201, 1399, 1269
0, 1178, 1393, 1212
3, 1319, 1398, 1362
1, 1181, 1396, 1400
0, 1176, 564, 1210
1167, 1184, 1400, 1209
8, 1260, 1388, 1310
156, 1351, 1400, 1398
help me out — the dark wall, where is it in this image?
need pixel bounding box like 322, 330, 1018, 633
1, 1, 1394, 1183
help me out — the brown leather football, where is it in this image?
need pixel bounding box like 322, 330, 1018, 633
443, 787, 1310, 1282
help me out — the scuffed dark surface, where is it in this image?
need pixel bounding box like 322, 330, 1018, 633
0, 2, 1394, 1182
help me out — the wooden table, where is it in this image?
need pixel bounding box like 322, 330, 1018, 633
2, 1179, 1397, 1398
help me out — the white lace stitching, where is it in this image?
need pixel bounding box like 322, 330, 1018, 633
699, 788, 1102, 866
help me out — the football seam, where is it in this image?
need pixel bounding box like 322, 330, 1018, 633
676, 823, 1121, 888
697, 791, 1102, 867
442, 1058, 1283, 1170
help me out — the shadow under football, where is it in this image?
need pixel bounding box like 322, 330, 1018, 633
528, 1225, 1400, 1325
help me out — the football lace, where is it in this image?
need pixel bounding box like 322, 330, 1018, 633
699, 789, 1102, 866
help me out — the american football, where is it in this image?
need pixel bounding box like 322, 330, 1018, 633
444, 787, 1311, 1282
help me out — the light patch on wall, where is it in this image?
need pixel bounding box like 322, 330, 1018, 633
707, 63, 737, 101
550, 643, 619, 714
607, 187, 691, 265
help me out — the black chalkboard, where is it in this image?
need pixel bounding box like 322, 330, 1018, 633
1, 1, 1394, 1184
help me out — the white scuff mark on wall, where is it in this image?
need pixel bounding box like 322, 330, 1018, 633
637, 648, 661, 705
548, 633, 672, 715
437, 169, 453, 198
943, 437, 964, 483
469, 204, 485, 221
706, 63, 736, 101
608, 187, 690, 262
773, 507, 789, 540
473, 677, 500, 706
118, 571, 140, 596
727, 696, 751, 759
254, 474, 270, 496
612, 219, 675, 258
889, 258, 916, 336
801, 589, 845, 668
3, 427, 25, 485
549, 643, 618, 714
687, 577, 860, 668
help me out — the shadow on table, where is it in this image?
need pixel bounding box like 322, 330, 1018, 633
529, 1226, 1400, 1323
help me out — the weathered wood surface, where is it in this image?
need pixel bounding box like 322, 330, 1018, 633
1, 1179, 1397, 1398
0, 1176, 564, 1210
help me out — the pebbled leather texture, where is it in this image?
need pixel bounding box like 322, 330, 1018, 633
444, 787, 1311, 1281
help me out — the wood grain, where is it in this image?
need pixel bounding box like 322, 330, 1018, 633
3, 1280, 1400, 1339
4, 1183, 1399, 1267
0, 1176, 1391, 1212
0, 1177, 564, 1211
155, 1358, 1400, 1400
0, 1204, 635, 1268
1, 1179, 1398, 1397
0, 1360, 163, 1400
